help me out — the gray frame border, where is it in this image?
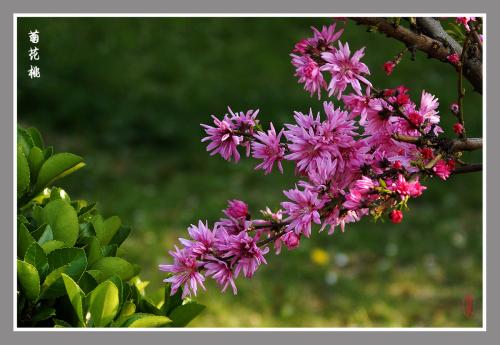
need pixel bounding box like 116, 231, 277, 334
2, 1, 498, 344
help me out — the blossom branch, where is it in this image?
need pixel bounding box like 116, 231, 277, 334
452, 163, 482, 175
351, 17, 482, 93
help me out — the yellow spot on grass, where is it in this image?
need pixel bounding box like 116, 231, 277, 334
310, 248, 329, 266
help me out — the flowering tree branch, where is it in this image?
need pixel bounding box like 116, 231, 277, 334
351, 17, 483, 93
160, 18, 484, 299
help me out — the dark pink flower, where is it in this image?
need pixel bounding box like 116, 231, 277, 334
225, 199, 249, 219
389, 210, 403, 224
450, 102, 460, 114
456, 17, 476, 31
252, 123, 285, 174
453, 122, 464, 135
447, 53, 461, 65
433, 159, 454, 180
383, 60, 396, 75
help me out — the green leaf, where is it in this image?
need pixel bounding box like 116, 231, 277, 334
85, 236, 103, 266
53, 318, 72, 327
28, 146, 45, 183
17, 259, 40, 301
17, 145, 30, 198
91, 257, 135, 282
77, 202, 97, 222
18, 222, 35, 259
24, 242, 49, 280
120, 313, 172, 328
118, 300, 136, 318
42, 199, 79, 246
35, 152, 85, 192
169, 302, 205, 327
87, 269, 105, 282
61, 273, 85, 325
109, 225, 131, 248
139, 297, 163, 316
41, 240, 67, 254
162, 284, 183, 316
31, 307, 56, 324
36, 224, 53, 244
88, 280, 119, 327
40, 248, 87, 299
17, 126, 35, 157
98, 216, 122, 245
43, 146, 53, 160
101, 244, 118, 257
27, 127, 44, 148
108, 275, 124, 309
78, 272, 99, 294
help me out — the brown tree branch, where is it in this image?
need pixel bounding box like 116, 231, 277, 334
351, 17, 482, 93
452, 163, 482, 175
392, 134, 482, 152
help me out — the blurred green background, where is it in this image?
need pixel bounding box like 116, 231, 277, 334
17, 17, 483, 327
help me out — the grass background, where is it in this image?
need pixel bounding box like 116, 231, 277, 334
17, 17, 483, 327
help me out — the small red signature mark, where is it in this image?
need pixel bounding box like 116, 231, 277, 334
464, 294, 474, 318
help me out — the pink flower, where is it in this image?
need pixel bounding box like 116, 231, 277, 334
320, 42, 372, 99
160, 246, 206, 298
225, 199, 249, 219
284, 103, 357, 174
343, 188, 365, 210
409, 178, 426, 197
433, 159, 454, 180
204, 260, 237, 294
274, 231, 301, 254
201, 114, 242, 162
456, 17, 476, 31
291, 54, 326, 99
281, 187, 324, 237
383, 60, 396, 75
447, 53, 461, 65
252, 123, 285, 174
222, 232, 269, 278
453, 122, 464, 135
389, 210, 403, 224
450, 102, 460, 114
310, 23, 344, 46
179, 220, 215, 256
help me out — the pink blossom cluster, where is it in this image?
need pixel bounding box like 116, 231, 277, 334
161, 22, 464, 298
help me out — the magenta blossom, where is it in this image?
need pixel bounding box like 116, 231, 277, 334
281, 187, 324, 237
159, 246, 205, 298
179, 220, 215, 256
201, 114, 242, 162
320, 41, 371, 98
252, 123, 285, 174
224, 199, 249, 219
204, 259, 237, 294
222, 232, 269, 278
291, 54, 326, 99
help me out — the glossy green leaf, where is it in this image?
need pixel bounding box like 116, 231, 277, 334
42, 199, 79, 246
41, 240, 67, 254
17, 145, 30, 198
120, 313, 172, 328
35, 152, 85, 191
24, 242, 49, 280
162, 284, 183, 316
18, 222, 35, 259
85, 236, 103, 266
31, 307, 55, 324
78, 271, 99, 294
17, 126, 35, 157
98, 216, 121, 245
91, 257, 135, 281
28, 146, 45, 183
17, 259, 40, 301
169, 301, 205, 327
88, 280, 119, 327
35, 224, 53, 244
27, 127, 44, 148
61, 273, 85, 325
109, 225, 131, 248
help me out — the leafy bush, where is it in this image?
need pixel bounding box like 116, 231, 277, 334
16, 125, 204, 327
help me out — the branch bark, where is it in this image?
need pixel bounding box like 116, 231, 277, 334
452, 163, 482, 175
351, 17, 482, 93
392, 134, 482, 152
